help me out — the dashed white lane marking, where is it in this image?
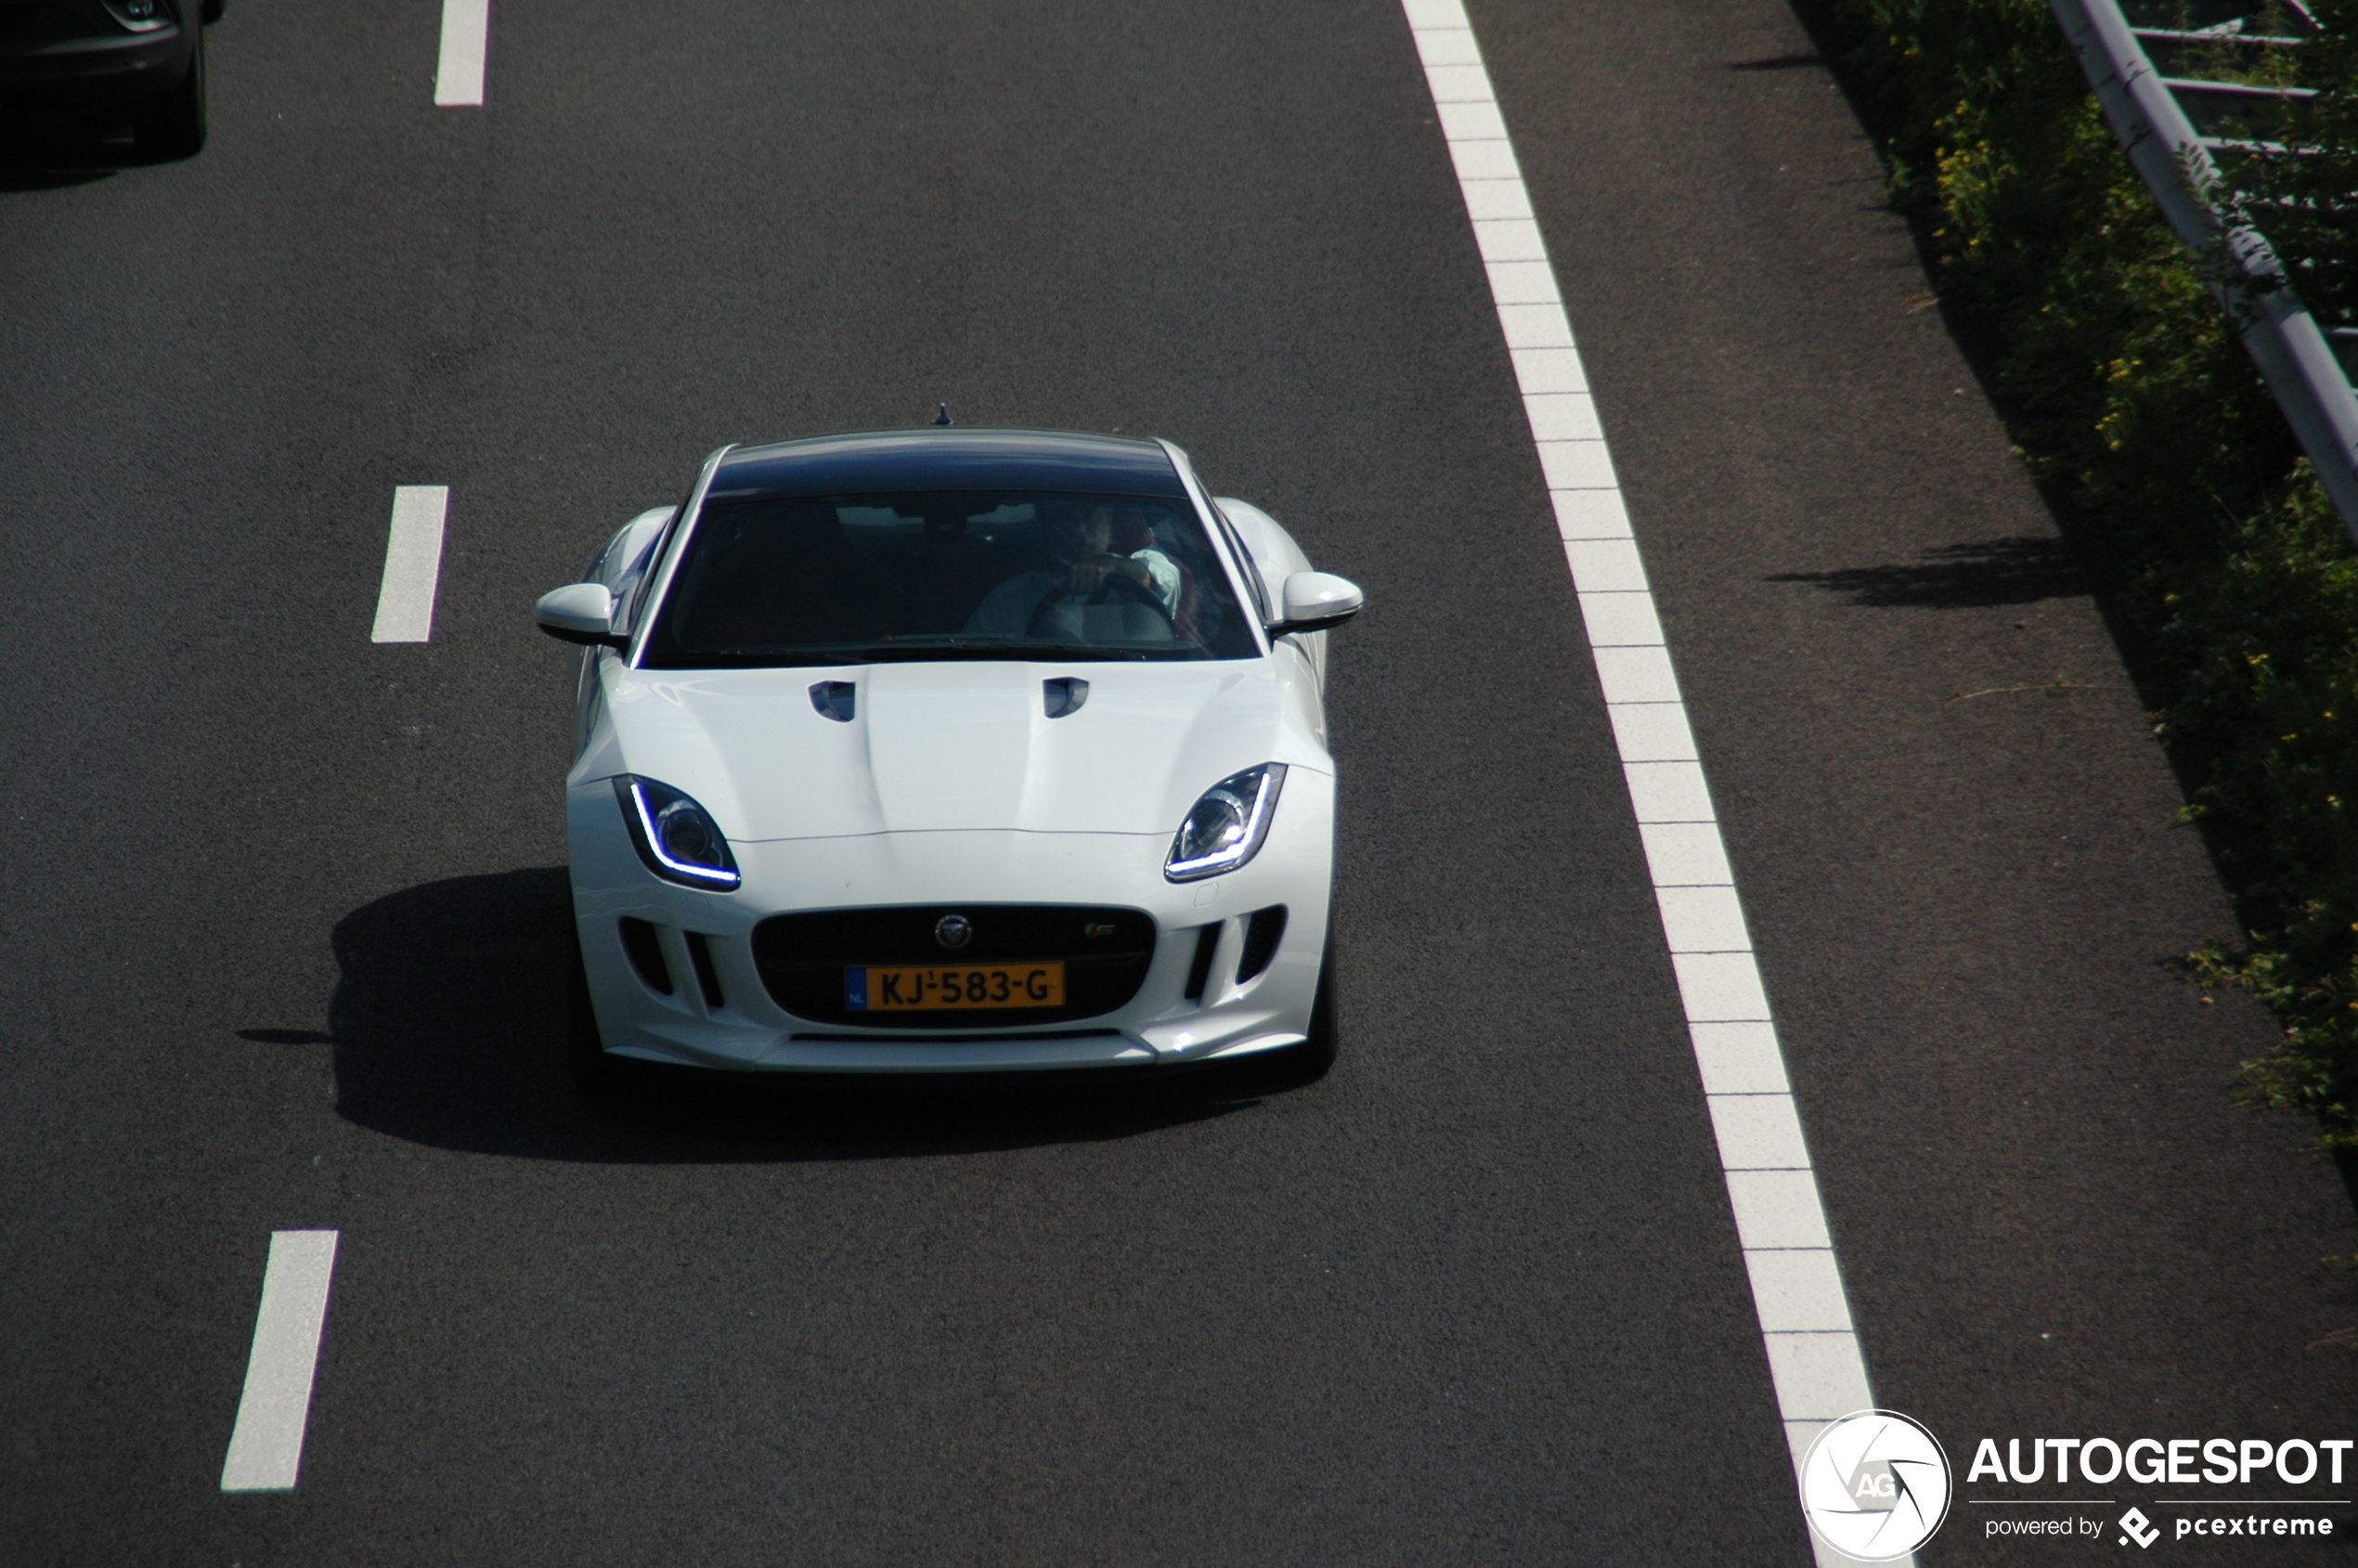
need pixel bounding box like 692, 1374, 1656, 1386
434, 0, 490, 107
1402, 4, 1892, 1562
219, 1230, 341, 1493
370, 486, 450, 643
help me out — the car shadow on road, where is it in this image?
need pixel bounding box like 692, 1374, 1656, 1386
307, 866, 1261, 1162
1766, 536, 2091, 609
0, 123, 171, 191
0, 151, 116, 192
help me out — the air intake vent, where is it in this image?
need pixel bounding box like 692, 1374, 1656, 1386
618, 917, 673, 995
1184, 923, 1222, 1003
1237, 905, 1288, 984
684, 931, 725, 1009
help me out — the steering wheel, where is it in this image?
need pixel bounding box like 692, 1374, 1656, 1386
1025, 570, 1178, 641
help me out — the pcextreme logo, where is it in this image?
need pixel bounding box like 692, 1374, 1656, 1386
1799, 1409, 1955, 1562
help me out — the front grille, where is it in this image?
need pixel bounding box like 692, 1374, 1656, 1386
752, 904, 1157, 1030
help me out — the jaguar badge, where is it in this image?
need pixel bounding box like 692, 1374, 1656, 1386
934, 914, 974, 951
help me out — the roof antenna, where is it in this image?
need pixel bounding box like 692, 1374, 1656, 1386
932, 402, 954, 427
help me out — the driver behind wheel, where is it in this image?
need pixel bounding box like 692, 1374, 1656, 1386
962, 499, 1182, 641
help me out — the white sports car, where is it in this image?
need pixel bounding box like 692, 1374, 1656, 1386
535, 427, 1363, 1082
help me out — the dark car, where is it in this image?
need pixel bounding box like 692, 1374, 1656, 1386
0, 0, 219, 158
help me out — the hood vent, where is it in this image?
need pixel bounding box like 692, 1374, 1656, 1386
809, 680, 856, 722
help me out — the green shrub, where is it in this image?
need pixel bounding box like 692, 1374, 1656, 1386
1838, 0, 2358, 1145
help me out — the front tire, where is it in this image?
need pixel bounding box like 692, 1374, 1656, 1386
133, 26, 206, 159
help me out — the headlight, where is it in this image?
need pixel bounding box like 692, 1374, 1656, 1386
614, 776, 742, 890
100, 0, 169, 28
1165, 764, 1287, 882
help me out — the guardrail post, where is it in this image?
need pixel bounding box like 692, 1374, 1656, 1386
2050, 0, 2358, 545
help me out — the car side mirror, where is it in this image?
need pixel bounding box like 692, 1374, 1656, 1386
1268, 571, 1364, 637
535, 582, 625, 648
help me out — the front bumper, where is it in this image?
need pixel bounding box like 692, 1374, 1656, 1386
0, 18, 191, 103
566, 769, 1336, 1073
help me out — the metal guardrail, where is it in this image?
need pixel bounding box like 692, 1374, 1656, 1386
2050, 0, 2358, 545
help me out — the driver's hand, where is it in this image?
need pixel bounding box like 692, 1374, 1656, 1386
1064, 555, 1152, 594
1061, 559, 1112, 594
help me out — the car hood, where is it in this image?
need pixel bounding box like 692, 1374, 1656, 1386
591, 658, 1316, 841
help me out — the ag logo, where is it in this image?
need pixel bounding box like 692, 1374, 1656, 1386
1798, 1409, 1953, 1562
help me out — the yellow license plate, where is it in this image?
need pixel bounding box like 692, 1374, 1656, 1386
847, 962, 1066, 1011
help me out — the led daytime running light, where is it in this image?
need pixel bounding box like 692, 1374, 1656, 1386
615, 775, 742, 889
1165, 764, 1287, 882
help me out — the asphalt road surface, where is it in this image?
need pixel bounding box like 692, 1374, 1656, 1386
4, 1, 2354, 1564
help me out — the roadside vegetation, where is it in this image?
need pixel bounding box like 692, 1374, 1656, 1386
1831, 0, 2358, 1147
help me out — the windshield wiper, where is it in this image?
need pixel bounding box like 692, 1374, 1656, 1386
808, 641, 1160, 663
659, 641, 1184, 667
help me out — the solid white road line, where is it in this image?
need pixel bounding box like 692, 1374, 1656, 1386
219, 1230, 341, 1493
370, 486, 450, 643
434, 0, 490, 107
1400, 4, 1894, 1562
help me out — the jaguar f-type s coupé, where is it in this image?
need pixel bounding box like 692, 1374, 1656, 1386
535, 427, 1363, 1082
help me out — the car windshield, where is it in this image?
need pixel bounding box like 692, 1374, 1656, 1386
639, 489, 1261, 667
